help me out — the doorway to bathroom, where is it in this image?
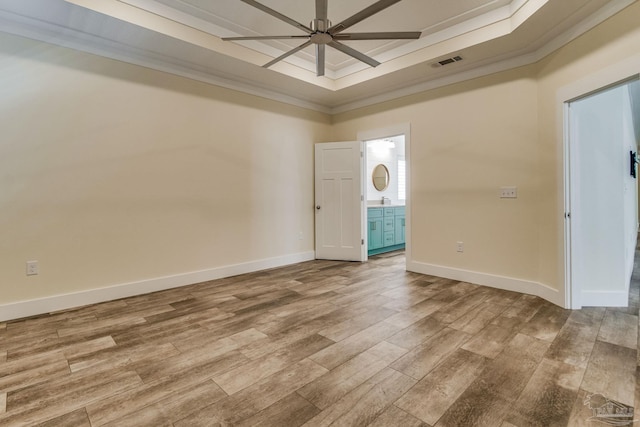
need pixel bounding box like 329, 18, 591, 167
359, 124, 411, 265
313, 124, 410, 267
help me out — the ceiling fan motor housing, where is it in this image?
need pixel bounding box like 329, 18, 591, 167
310, 19, 333, 44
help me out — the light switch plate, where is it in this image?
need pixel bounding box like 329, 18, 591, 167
500, 186, 517, 198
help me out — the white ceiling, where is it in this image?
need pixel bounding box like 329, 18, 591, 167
0, 0, 635, 113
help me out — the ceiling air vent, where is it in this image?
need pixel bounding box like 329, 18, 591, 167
432, 55, 463, 68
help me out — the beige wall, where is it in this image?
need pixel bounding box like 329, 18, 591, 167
332, 2, 640, 299
332, 69, 541, 282
0, 33, 331, 305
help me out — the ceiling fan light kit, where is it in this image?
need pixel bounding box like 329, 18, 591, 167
222, 0, 421, 77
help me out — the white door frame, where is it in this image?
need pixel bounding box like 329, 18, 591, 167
358, 123, 411, 267
560, 55, 640, 309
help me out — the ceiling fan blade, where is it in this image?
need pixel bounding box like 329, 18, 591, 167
316, 44, 325, 76
333, 31, 421, 40
316, 0, 328, 21
222, 35, 310, 41
263, 40, 314, 68
240, 0, 312, 34
328, 40, 380, 68
328, 0, 402, 35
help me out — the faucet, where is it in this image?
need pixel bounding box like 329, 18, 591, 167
381, 196, 390, 205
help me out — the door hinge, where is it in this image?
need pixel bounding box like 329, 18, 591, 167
565, 212, 571, 219
361, 151, 364, 158
361, 195, 364, 201
361, 239, 364, 245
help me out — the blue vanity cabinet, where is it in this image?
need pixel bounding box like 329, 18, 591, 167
367, 208, 384, 251
368, 206, 405, 256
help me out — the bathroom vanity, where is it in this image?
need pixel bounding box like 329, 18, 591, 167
367, 205, 405, 256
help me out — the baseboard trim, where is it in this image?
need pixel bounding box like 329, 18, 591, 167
407, 260, 565, 307
0, 251, 315, 322
581, 290, 629, 307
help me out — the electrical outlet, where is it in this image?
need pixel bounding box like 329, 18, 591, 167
456, 241, 464, 253
500, 186, 517, 198
26, 260, 39, 276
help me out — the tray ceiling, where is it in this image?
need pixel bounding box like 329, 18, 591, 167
129, 0, 513, 73
0, 0, 635, 112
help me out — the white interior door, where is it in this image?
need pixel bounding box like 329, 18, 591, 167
566, 80, 639, 308
315, 141, 364, 261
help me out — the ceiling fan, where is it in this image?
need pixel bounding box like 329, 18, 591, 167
222, 0, 421, 76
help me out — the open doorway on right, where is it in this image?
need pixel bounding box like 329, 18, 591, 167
566, 77, 640, 308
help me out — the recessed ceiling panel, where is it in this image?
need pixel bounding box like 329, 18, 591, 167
128, 0, 516, 71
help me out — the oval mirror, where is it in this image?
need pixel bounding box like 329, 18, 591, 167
372, 164, 390, 191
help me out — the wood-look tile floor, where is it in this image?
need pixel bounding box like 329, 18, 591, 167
1, 250, 639, 426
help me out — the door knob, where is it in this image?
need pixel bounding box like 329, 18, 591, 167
316, 205, 321, 210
